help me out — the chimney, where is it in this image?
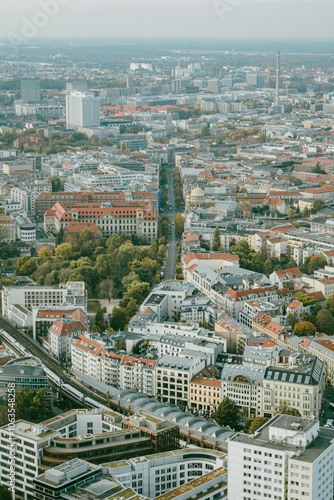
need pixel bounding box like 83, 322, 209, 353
276, 51, 280, 107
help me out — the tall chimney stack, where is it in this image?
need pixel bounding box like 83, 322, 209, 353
276, 51, 280, 106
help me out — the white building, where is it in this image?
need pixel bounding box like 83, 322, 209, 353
0, 421, 59, 500
66, 91, 100, 129
16, 223, 36, 244
71, 336, 157, 396
221, 350, 325, 420
228, 415, 334, 500
48, 319, 88, 363
33, 449, 227, 500
2, 281, 87, 323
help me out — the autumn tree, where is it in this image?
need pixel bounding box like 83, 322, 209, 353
38, 246, 52, 262
16, 256, 37, 276
174, 213, 185, 236
293, 321, 316, 336
245, 417, 270, 435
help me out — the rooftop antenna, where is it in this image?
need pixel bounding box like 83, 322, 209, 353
276, 51, 280, 106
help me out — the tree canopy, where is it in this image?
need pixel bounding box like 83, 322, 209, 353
277, 401, 301, 416
214, 397, 239, 429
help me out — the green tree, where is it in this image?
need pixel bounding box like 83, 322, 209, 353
17, 256, 37, 276
125, 297, 139, 318
110, 306, 129, 331
106, 234, 124, 251
0, 485, 12, 500
55, 242, 76, 261
213, 227, 221, 251
247, 417, 270, 435
125, 282, 150, 303
79, 229, 94, 243
317, 309, 334, 335
286, 312, 298, 329
161, 189, 168, 207
95, 305, 107, 332
174, 213, 185, 236
325, 294, 334, 314
293, 293, 317, 307
95, 254, 114, 280
287, 208, 296, 219
160, 215, 170, 236
293, 321, 316, 336
56, 227, 64, 245
214, 397, 239, 429
9, 388, 53, 423
132, 339, 145, 355
311, 200, 324, 214
98, 280, 114, 302
277, 401, 301, 416
48, 176, 63, 192
307, 256, 327, 274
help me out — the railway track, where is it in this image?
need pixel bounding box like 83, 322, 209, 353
0, 315, 107, 406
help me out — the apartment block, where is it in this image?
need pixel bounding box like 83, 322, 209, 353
2, 282, 87, 326
228, 415, 334, 500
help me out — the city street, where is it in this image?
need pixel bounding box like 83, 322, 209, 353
164, 167, 177, 280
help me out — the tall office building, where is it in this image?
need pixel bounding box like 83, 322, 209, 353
66, 91, 100, 129
247, 73, 266, 89
20, 77, 41, 101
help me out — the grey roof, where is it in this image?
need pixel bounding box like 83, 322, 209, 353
221, 364, 265, 385
156, 355, 194, 370
2, 357, 46, 378
74, 373, 235, 447
264, 356, 324, 386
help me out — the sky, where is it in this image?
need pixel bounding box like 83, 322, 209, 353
2, 0, 334, 41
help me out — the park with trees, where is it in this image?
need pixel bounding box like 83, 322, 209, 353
0, 228, 168, 333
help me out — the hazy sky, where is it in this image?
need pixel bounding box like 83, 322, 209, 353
2, 0, 334, 40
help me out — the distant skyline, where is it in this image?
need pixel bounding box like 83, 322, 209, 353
2, 0, 334, 41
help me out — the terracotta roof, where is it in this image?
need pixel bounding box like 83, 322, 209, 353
226, 287, 276, 302
274, 267, 303, 279
262, 339, 277, 347
66, 222, 101, 234
49, 320, 87, 337
308, 291, 325, 301
287, 300, 303, 309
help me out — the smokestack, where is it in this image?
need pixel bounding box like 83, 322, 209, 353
276, 51, 280, 106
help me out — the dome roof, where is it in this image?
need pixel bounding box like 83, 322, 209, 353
191, 187, 204, 198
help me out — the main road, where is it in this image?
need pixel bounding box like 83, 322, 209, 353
164, 167, 178, 280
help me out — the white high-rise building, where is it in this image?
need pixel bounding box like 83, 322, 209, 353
66, 91, 100, 129
228, 414, 334, 500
